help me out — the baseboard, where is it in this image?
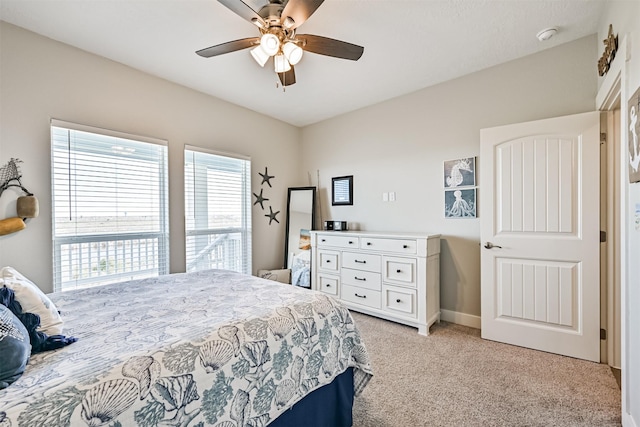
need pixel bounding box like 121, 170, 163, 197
440, 309, 481, 329
623, 412, 637, 427
610, 367, 621, 389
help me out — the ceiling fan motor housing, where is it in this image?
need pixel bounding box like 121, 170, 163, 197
196, 0, 365, 86
258, 3, 285, 26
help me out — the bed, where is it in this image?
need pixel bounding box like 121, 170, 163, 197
0, 269, 372, 426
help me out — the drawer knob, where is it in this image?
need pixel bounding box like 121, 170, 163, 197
396, 269, 401, 273
396, 298, 401, 303
366, 242, 372, 246
355, 260, 366, 264
355, 293, 367, 299
402, 244, 409, 249
325, 284, 331, 287
355, 276, 366, 281
348, 241, 354, 244
326, 260, 331, 263
321, 239, 326, 242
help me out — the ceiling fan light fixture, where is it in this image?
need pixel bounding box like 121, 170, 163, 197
283, 42, 303, 65
260, 33, 280, 56
199, 0, 365, 86
250, 46, 269, 67
274, 54, 291, 73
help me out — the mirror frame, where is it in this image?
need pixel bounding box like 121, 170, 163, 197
332, 175, 353, 206
284, 186, 317, 278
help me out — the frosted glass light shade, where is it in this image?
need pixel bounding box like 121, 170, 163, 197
260, 33, 280, 56
274, 54, 291, 72
250, 46, 269, 67
282, 42, 303, 65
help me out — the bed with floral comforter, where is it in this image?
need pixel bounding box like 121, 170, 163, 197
0, 269, 372, 426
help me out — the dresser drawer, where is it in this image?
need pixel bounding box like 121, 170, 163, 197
318, 274, 339, 296
318, 250, 340, 273
383, 256, 417, 287
342, 252, 381, 273
317, 234, 359, 249
341, 268, 381, 291
360, 237, 417, 255
383, 286, 417, 317
341, 284, 381, 309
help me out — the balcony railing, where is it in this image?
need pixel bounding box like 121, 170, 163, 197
186, 228, 249, 274
54, 229, 249, 291
53, 231, 168, 291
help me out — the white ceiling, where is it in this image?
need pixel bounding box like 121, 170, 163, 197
0, 0, 605, 127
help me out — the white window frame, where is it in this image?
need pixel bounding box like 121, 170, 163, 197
51, 119, 169, 291
184, 145, 252, 274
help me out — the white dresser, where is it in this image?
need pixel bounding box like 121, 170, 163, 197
311, 231, 441, 335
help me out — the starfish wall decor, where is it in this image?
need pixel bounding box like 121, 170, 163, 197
259, 167, 275, 188
265, 206, 280, 225
253, 166, 280, 226
253, 188, 269, 209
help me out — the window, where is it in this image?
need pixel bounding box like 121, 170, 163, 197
184, 146, 251, 274
51, 120, 169, 291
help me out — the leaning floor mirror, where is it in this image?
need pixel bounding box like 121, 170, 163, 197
284, 187, 316, 288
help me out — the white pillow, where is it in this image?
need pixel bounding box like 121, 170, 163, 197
0, 267, 63, 335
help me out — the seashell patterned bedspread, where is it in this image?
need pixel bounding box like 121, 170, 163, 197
0, 269, 373, 426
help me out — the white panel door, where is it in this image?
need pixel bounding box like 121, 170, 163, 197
480, 111, 600, 362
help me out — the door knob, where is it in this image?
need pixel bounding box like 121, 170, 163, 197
484, 242, 502, 249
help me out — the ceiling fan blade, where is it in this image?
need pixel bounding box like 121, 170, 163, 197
218, 0, 265, 27
196, 37, 259, 58
278, 66, 296, 86
281, 0, 324, 30
297, 34, 364, 61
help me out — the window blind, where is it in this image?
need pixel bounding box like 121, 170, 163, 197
51, 120, 169, 291
184, 146, 252, 274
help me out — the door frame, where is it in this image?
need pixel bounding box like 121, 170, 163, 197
596, 35, 629, 423
601, 107, 622, 370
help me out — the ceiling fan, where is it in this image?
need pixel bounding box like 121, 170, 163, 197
196, 0, 364, 87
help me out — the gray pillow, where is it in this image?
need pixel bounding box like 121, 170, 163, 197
0, 304, 31, 389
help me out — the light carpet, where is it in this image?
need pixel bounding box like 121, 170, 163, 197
351, 312, 621, 427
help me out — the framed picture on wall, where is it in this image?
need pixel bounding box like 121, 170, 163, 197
444, 188, 476, 218
332, 175, 353, 206
444, 157, 476, 188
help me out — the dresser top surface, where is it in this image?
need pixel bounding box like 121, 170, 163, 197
310, 230, 441, 239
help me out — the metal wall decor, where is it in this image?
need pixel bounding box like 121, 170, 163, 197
253, 188, 269, 209
259, 167, 275, 187
253, 166, 279, 225
598, 24, 618, 77
265, 206, 280, 225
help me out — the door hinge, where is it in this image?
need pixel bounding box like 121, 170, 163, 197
600, 132, 607, 143
600, 328, 607, 340
600, 230, 607, 243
